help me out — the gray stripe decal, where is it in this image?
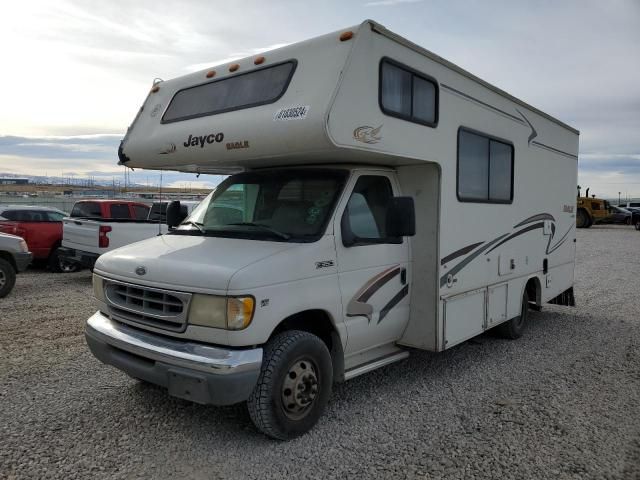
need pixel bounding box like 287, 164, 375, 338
485, 222, 545, 255
441, 241, 484, 265
516, 108, 538, 145
439, 234, 508, 288
546, 225, 572, 254
514, 213, 555, 228
441, 84, 525, 124
378, 285, 409, 324
531, 141, 578, 160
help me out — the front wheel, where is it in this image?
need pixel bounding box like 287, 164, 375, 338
247, 330, 333, 440
496, 291, 529, 339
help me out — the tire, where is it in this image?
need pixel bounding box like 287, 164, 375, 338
496, 291, 529, 340
0, 258, 17, 298
48, 247, 79, 273
635, 221, 640, 231
576, 209, 589, 228
247, 330, 333, 440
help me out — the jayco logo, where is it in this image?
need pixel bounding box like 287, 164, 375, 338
183, 133, 224, 148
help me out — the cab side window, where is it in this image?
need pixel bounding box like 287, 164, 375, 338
341, 176, 399, 246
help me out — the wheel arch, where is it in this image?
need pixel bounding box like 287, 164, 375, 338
270, 309, 345, 382
521, 275, 542, 307
0, 251, 17, 271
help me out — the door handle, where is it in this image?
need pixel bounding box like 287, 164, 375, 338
400, 268, 407, 285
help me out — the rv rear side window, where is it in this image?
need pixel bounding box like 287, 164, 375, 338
162, 61, 296, 123
379, 58, 438, 127
457, 129, 513, 204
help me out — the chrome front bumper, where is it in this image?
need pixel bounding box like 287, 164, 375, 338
85, 311, 263, 405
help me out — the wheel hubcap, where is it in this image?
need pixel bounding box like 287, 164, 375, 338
59, 260, 75, 273
281, 359, 319, 419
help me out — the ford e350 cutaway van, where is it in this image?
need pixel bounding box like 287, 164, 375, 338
85, 20, 578, 439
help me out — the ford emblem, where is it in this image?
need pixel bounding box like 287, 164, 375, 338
135, 266, 147, 276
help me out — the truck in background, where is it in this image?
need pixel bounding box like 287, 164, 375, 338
0, 205, 77, 272
0, 232, 32, 297
85, 20, 578, 439
60, 200, 196, 270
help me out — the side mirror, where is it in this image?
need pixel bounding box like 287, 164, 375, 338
166, 201, 187, 228
386, 197, 416, 237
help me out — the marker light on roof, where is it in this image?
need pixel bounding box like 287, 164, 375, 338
150, 85, 160, 93
254, 56, 265, 65
206, 70, 216, 78
339, 31, 354, 41
229, 63, 239, 72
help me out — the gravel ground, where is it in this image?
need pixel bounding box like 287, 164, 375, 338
1, 225, 639, 479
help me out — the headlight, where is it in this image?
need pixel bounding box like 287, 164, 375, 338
188, 294, 255, 330
19, 240, 29, 253
189, 295, 227, 329
92, 274, 106, 302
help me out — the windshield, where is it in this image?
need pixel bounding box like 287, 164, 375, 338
173, 169, 348, 242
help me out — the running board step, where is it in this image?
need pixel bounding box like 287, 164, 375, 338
344, 350, 409, 381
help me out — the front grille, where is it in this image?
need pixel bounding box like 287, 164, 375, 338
104, 280, 191, 332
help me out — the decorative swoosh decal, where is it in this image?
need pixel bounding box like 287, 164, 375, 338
514, 213, 555, 228
439, 234, 509, 288
346, 265, 401, 322
441, 241, 484, 265
485, 222, 545, 255
378, 285, 409, 324
440, 212, 573, 288
517, 108, 538, 145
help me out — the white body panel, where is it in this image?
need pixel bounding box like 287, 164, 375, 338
62, 218, 168, 255
99, 20, 578, 374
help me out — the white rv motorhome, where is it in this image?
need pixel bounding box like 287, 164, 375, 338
86, 20, 578, 439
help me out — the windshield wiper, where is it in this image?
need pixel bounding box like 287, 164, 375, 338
180, 220, 205, 233
227, 222, 291, 240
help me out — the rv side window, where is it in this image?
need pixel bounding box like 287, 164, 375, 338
457, 128, 513, 203
379, 58, 438, 127
162, 61, 297, 124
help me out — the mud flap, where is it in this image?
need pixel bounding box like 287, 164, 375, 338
548, 287, 576, 307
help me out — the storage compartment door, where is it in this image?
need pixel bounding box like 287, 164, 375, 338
487, 283, 508, 328
444, 289, 485, 348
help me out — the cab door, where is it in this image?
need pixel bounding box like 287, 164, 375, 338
334, 172, 411, 356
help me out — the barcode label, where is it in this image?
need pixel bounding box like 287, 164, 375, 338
273, 105, 310, 121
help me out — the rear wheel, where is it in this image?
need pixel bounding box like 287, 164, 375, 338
48, 247, 79, 273
496, 291, 529, 340
247, 330, 332, 440
0, 258, 17, 298
576, 209, 589, 228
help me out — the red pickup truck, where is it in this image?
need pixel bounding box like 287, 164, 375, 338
0, 205, 74, 272
70, 200, 150, 220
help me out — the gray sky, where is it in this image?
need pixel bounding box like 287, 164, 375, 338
1, 0, 638, 195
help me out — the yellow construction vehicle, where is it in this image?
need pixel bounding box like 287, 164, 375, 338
576, 186, 611, 228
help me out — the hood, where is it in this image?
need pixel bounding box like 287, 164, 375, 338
94, 234, 294, 293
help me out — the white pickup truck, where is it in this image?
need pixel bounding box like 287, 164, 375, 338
60, 200, 194, 269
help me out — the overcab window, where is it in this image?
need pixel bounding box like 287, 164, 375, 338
162, 61, 297, 123
379, 58, 438, 127
457, 128, 513, 203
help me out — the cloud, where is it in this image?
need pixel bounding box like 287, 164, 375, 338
185, 43, 291, 73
